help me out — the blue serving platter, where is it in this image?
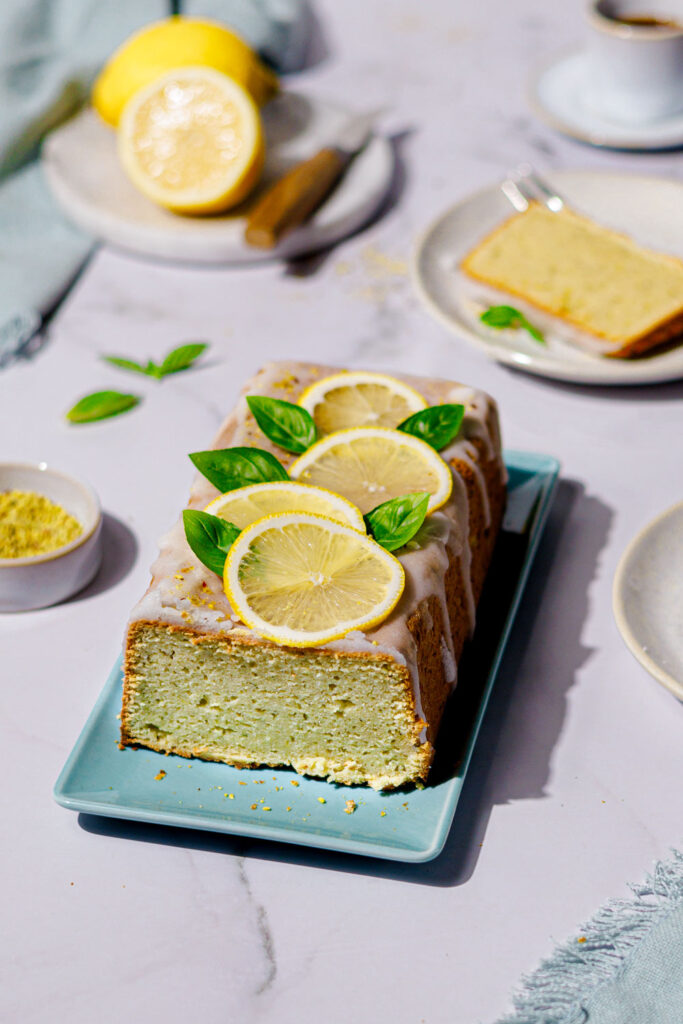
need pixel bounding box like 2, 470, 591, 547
54, 450, 559, 863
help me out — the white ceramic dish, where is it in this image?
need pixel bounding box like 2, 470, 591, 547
413, 169, 683, 385
613, 503, 683, 701
42, 94, 394, 265
0, 463, 103, 612
530, 48, 683, 150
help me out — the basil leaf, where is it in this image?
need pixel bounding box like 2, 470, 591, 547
189, 446, 289, 493
159, 343, 208, 377
364, 492, 431, 552
66, 390, 140, 424
246, 396, 316, 455
480, 305, 545, 344
102, 356, 151, 376
398, 404, 465, 451
182, 509, 240, 576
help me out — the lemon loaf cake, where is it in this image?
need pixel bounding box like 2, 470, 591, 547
121, 362, 506, 789
461, 202, 683, 358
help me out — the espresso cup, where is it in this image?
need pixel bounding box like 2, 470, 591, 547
585, 0, 683, 124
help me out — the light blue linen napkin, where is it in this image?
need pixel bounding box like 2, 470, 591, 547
0, 0, 309, 368
495, 849, 683, 1024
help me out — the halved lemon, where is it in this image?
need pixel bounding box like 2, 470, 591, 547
205, 481, 365, 532
118, 66, 264, 214
289, 427, 452, 515
93, 16, 278, 126
224, 512, 405, 646
298, 371, 427, 436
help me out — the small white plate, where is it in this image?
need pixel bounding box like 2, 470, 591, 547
43, 94, 394, 265
613, 503, 683, 701
413, 169, 683, 386
530, 48, 683, 151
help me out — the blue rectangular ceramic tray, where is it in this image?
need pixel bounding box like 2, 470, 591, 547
54, 450, 559, 863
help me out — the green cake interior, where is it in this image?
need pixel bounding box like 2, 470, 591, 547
123, 623, 431, 789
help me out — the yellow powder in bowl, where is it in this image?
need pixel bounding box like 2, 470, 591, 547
0, 490, 83, 558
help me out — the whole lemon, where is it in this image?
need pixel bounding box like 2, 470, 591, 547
93, 16, 278, 126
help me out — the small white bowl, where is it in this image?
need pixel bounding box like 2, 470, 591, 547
0, 463, 103, 612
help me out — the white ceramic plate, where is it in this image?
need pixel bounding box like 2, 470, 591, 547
530, 48, 683, 151
43, 94, 394, 265
613, 503, 683, 701
413, 170, 683, 385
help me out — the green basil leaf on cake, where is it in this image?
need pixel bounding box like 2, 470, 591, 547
158, 343, 208, 377
480, 305, 545, 344
246, 396, 317, 454
183, 509, 240, 576
364, 492, 431, 552
189, 446, 289, 493
101, 355, 152, 376
65, 390, 141, 424
398, 404, 465, 450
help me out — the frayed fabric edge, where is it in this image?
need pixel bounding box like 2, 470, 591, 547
494, 849, 683, 1024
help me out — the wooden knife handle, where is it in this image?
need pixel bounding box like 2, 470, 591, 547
244, 147, 349, 249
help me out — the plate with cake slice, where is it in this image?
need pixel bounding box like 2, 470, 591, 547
54, 361, 559, 862
413, 171, 683, 385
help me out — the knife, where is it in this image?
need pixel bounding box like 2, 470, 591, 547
244, 109, 380, 250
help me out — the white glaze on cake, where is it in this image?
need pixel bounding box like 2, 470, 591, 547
128, 361, 504, 745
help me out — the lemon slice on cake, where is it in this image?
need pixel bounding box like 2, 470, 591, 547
205, 482, 365, 532
118, 66, 264, 214
93, 17, 278, 126
298, 371, 427, 436
289, 427, 452, 515
224, 512, 405, 646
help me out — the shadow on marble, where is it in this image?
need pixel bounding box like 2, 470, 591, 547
283, 129, 413, 279
77, 480, 612, 887
65, 512, 138, 602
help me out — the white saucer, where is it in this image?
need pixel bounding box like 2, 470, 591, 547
613, 503, 683, 701
531, 48, 683, 150
413, 169, 683, 386
43, 94, 394, 265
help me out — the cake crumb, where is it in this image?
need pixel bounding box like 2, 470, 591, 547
344, 800, 356, 815
290, 780, 299, 787
380, 810, 387, 817
154, 770, 166, 781
239, 781, 247, 786
250, 804, 257, 810
286, 806, 292, 811
262, 806, 271, 812
227, 793, 235, 799
317, 797, 326, 804
577, 937, 587, 944
275, 786, 283, 792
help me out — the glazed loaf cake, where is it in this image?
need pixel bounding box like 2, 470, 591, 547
121, 362, 506, 789
462, 202, 683, 358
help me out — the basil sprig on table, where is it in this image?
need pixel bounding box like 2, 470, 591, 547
66, 390, 140, 424
246, 396, 317, 455
365, 492, 431, 552
480, 305, 545, 344
182, 510, 240, 576
190, 446, 289, 493
398, 403, 465, 451
103, 343, 208, 379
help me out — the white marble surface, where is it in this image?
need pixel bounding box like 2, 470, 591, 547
2, 2, 683, 1022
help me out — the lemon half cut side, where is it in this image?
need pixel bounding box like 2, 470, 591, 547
118, 66, 264, 214
298, 371, 428, 436
224, 512, 405, 647
205, 481, 365, 532
289, 427, 453, 515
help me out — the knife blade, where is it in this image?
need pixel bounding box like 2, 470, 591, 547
244, 108, 382, 250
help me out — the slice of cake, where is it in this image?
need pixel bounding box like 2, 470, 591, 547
120, 362, 506, 789
461, 202, 683, 358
